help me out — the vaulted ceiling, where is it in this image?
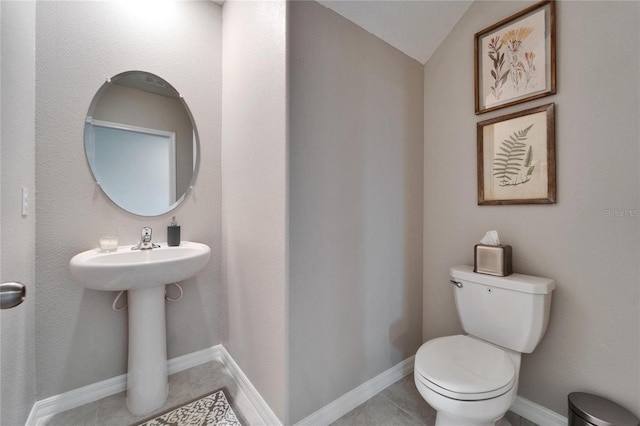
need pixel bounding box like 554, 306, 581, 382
317, 0, 472, 64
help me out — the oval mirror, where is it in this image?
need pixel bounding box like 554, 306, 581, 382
84, 71, 199, 216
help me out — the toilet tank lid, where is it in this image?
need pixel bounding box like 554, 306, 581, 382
451, 265, 555, 294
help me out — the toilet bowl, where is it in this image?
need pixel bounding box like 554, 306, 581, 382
414, 266, 555, 426
414, 335, 521, 426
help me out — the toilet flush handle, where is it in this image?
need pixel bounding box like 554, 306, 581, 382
449, 280, 463, 288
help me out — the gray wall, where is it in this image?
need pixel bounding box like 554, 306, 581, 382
0, 2, 37, 425
423, 0, 639, 418
221, 1, 289, 422
34, 1, 223, 399
289, 2, 424, 422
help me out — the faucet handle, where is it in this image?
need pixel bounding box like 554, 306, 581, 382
131, 227, 159, 250
141, 227, 152, 242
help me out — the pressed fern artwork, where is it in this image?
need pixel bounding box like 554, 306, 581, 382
477, 103, 555, 205
493, 124, 534, 186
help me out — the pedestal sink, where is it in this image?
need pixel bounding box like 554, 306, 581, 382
69, 242, 210, 415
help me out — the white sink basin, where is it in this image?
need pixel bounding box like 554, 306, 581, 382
70, 242, 210, 291
69, 241, 210, 416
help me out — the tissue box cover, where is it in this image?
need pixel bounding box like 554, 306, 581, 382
474, 244, 512, 276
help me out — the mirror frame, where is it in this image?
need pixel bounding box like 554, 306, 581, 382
84, 71, 201, 217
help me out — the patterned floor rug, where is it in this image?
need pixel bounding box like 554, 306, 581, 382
134, 388, 243, 426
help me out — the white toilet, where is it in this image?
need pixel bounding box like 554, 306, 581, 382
414, 265, 555, 426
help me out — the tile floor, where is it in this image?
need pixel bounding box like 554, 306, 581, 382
43, 360, 264, 426
44, 361, 538, 426
331, 374, 538, 426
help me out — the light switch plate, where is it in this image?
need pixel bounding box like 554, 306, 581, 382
21, 187, 28, 217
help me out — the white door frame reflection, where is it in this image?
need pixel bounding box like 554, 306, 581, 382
85, 118, 177, 216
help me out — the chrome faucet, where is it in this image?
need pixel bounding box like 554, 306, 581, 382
131, 227, 160, 250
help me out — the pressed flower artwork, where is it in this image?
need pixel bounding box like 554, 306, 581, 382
477, 104, 556, 205
475, 1, 555, 114
484, 14, 543, 105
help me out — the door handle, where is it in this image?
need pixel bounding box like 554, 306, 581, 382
0, 282, 26, 309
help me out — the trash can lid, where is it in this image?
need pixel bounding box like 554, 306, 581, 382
568, 392, 639, 426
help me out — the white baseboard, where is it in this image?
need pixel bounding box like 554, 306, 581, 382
294, 356, 568, 426
26, 345, 278, 426
511, 395, 568, 426
217, 345, 282, 426
27, 372, 128, 426
168, 345, 224, 375
25, 346, 567, 426
294, 356, 415, 426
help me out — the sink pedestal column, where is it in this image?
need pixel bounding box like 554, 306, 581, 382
126, 286, 168, 416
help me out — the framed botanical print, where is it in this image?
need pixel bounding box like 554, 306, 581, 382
475, 0, 556, 114
477, 103, 556, 205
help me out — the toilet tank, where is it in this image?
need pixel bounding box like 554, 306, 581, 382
450, 265, 555, 353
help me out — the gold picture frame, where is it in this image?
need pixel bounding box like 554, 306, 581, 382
475, 0, 556, 114
477, 103, 556, 205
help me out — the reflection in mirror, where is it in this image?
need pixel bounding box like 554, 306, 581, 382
84, 71, 199, 216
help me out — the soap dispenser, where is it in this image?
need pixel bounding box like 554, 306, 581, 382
167, 216, 181, 247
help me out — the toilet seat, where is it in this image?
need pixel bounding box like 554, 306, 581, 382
415, 335, 516, 401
